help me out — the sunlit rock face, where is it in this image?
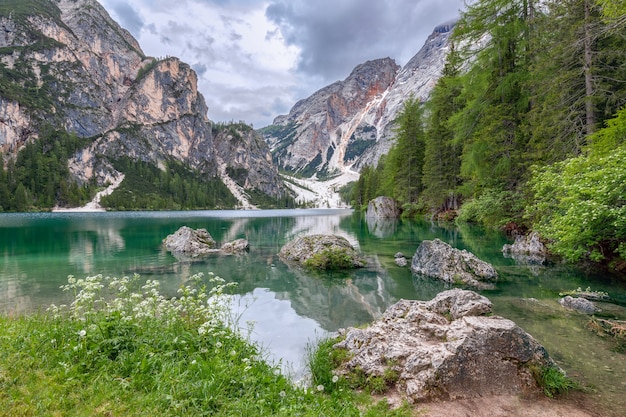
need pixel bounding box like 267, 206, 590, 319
262, 22, 455, 175
335, 289, 557, 403
0, 0, 287, 201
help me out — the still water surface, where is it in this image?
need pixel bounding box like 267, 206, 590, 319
1, 210, 625, 413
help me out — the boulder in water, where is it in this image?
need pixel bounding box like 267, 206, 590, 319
411, 239, 498, 288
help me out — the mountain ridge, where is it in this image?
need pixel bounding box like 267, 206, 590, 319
261, 21, 455, 177
0, 0, 290, 210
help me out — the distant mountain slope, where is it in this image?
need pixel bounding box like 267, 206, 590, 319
0, 0, 289, 209
261, 22, 455, 176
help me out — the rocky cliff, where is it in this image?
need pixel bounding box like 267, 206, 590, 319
261, 22, 455, 175
0, 0, 288, 208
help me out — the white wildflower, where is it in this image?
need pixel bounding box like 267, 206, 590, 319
317, 384, 324, 392
332, 375, 339, 383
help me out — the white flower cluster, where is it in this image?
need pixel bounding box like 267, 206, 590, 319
49, 272, 236, 337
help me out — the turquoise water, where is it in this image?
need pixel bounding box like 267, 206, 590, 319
1, 210, 625, 413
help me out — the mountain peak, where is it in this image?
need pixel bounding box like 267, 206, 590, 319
261, 22, 454, 176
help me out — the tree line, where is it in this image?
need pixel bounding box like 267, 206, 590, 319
345, 0, 626, 269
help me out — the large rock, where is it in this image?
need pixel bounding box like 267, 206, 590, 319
366, 196, 400, 219
411, 239, 498, 288
502, 232, 547, 264
163, 226, 217, 257
278, 234, 366, 269
334, 289, 557, 403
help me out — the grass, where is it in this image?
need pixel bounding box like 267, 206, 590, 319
531, 365, 578, 398
0, 273, 411, 416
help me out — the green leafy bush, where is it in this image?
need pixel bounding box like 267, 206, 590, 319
526, 145, 626, 263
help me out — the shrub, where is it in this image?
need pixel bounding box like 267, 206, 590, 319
303, 248, 355, 270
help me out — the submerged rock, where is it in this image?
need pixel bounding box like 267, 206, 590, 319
163, 226, 217, 257
559, 296, 598, 314
334, 289, 557, 403
394, 252, 408, 267
411, 239, 498, 288
366, 196, 401, 219
279, 234, 366, 269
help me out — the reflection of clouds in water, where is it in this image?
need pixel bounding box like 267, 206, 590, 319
231, 287, 324, 380
285, 213, 359, 249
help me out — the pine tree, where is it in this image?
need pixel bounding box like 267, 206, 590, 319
422, 47, 463, 212
451, 0, 535, 194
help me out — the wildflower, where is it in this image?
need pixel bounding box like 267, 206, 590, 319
316, 384, 324, 392
332, 375, 339, 383
215, 341, 223, 348
191, 359, 197, 365
78, 329, 86, 337
279, 390, 286, 398
230, 350, 237, 356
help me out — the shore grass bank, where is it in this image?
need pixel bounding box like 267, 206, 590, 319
0, 273, 409, 416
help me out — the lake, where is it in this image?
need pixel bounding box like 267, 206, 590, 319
1, 209, 625, 414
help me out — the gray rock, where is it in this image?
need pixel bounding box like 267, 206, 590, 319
395, 257, 408, 267
334, 289, 556, 403
366, 196, 400, 219
559, 296, 598, 314
502, 232, 547, 264
278, 234, 366, 269
220, 238, 249, 254
411, 239, 498, 288
163, 226, 217, 257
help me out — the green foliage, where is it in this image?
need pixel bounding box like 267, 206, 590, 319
101, 158, 238, 210
344, 138, 375, 161
302, 248, 356, 270
526, 144, 626, 263
382, 97, 426, 205
0, 128, 95, 211
135, 58, 158, 82
308, 337, 400, 398
422, 49, 463, 213
589, 106, 626, 155
531, 366, 578, 398
456, 189, 523, 228
212, 121, 254, 139
0, 274, 410, 416
348, 98, 427, 211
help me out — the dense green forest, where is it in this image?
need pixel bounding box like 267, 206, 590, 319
0, 128, 96, 211
99, 158, 238, 210
345, 0, 626, 269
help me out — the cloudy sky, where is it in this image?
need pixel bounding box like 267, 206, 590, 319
99, 0, 465, 127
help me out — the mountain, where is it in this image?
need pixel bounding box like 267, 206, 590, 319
261, 22, 455, 176
0, 0, 289, 210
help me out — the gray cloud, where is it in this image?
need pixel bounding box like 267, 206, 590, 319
266, 0, 464, 84
99, 0, 464, 127
106, 1, 144, 35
